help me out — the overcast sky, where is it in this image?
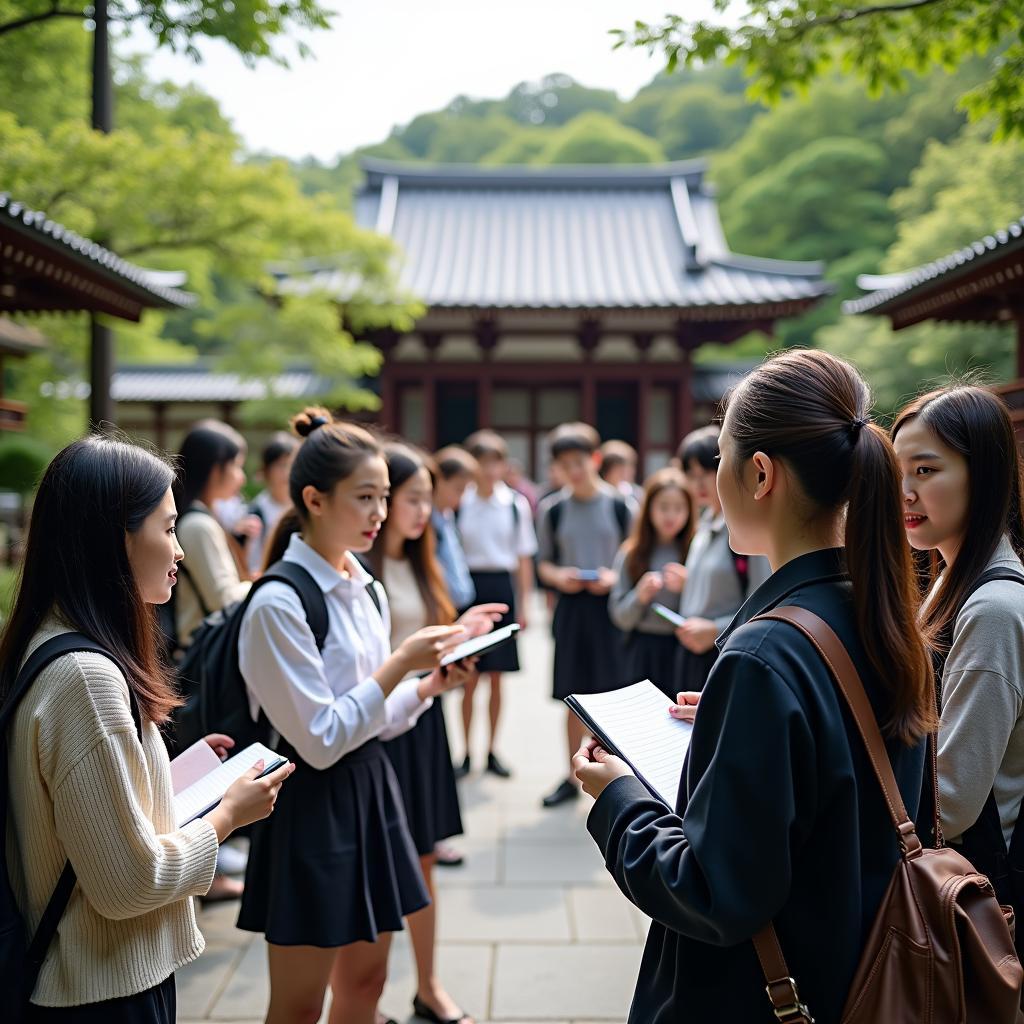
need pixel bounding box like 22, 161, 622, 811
135, 1, 721, 163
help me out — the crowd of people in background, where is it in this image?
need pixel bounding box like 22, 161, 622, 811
4, 349, 1024, 1024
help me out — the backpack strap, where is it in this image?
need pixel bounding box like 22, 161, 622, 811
747, 605, 920, 1024
256, 561, 330, 650
612, 496, 630, 541
5, 634, 142, 995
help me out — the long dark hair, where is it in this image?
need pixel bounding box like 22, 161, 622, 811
368, 443, 455, 625
623, 467, 694, 584
0, 437, 181, 724
892, 385, 1024, 647
724, 349, 935, 744
177, 419, 246, 508
263, 407, 381, 568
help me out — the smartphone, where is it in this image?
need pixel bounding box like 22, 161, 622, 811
575, 569, 601, 582
652, 603, 686, 628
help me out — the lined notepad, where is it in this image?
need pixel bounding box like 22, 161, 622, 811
566, 680, 693, 807
171, 741, 284, 827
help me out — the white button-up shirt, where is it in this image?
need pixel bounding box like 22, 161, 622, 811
239, 533, 430, 770
458, 481, 537, 572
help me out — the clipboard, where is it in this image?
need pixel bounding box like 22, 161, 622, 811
440, 622, 521, 667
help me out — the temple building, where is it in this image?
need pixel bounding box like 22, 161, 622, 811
277, 159, 831, 476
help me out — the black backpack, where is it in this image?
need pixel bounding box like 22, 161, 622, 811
1, 634, 142, 1020
170, 559, 384, 756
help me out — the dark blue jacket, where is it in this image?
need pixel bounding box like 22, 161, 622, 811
587, 548, 927, 1023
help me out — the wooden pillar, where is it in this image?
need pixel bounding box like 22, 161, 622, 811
423, 367, 437, 451
637, 369, 651, 477
154, 402, 168, 452
578, 318, 601, 427
479, 369, 492, 429
1017, 316, 1024, 380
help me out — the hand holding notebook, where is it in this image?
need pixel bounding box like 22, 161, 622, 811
566, 680, 694, 807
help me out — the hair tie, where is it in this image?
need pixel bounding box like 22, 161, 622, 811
308, 415, 329, 431
848, 416, 868, 440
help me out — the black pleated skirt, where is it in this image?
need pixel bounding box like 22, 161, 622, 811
468, 571, 520, 672
675, 645, 719, 694
383, 698, 463, 856
237, 737, 429, 947
551, 592, 626, 700
624, 631, 682, 699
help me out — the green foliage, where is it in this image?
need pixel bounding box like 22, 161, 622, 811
0, 434, 51, 493
0, 0, 333, 65
654, 84, 755, 160
536, 112, 665, 164
612, 1, 1024, 139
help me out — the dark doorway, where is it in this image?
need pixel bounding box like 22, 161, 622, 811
436, 381, 479, 448
596, 382, 638, 446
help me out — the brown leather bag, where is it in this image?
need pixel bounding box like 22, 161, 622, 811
750, 606, 1024, 1024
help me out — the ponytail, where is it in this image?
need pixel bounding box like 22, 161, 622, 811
263, 507, 302, 571
845, 425, 936, 741
725, 349, 935, 744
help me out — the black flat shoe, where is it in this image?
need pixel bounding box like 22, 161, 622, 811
486, 751, 512, 778
542, 778, 580, 808
413, 994, 473, 1024
453, 754, 470, 779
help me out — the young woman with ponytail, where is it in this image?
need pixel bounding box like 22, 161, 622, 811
892, 386, 1024, 900
573, 350, 934, 1023
235, 409, 473, 1024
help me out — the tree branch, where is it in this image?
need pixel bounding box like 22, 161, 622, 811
783, 0, 953, 35
0, 4, 87, 37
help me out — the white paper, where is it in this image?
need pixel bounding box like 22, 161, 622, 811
571, 680, 693, 807
169, 739, 222, 796
441, 623, 520, 667
172, 742, 284, 827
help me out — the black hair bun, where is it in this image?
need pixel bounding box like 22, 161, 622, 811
291, 406, 333, 439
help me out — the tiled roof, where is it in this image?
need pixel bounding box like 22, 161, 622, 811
276, 159, 830, 314
111, 364, 333, 403
0, 193, 195, 311
844, 217, 1024, 316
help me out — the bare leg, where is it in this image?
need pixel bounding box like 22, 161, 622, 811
487, 672, 503, 753
327, 934, 393, 1024
567, 709, 586, 781
265, 942, 338, 1024
460, 675, 478, 763
406, 854, 471, 1021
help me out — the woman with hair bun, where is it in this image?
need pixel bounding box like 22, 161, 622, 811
236, 408, 474, 1024
574, 350, 934, 1023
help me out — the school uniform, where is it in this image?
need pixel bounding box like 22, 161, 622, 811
380, 556, 463, 856
458, 482, 536, 672
247, 490, 291, 575
431, 507, 476, 611
674, 509, 771, 691
587, 548, 927, 1023
608, 542, 686, 698
537, 485, 632, 700
236, 534, 430, 947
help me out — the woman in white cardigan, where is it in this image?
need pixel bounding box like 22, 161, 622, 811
3, 436, 294, 1022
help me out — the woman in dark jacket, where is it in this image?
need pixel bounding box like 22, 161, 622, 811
573, 350, 935, 1024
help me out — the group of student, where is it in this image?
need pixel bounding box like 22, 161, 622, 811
2, 346, 1024, 1024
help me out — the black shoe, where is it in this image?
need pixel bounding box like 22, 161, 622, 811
542, 778, 580, 808
453, 755, 470, 779
486, 751, 512, 778
413, 994, 472, 1024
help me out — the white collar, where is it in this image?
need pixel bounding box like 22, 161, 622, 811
283, 533, 373, 594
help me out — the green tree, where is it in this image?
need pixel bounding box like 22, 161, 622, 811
427, 114, 524, 163
820, 123, 1024, 412
613, 1, 1024, 138
654, 85, 753, 159
537, 112, 665, 164
0, 0, 332, 64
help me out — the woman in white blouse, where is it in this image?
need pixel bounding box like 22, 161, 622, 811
236, 409, 472, 1024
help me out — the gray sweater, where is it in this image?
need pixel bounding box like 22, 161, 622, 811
933, 536, 1024, 844
609, 542, 687, 635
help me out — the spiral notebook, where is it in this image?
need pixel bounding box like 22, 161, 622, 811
565, 680, 693, 807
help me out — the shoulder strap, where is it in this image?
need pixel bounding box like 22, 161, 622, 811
748, 605, 920, 1024
5, 633, 143, 991
612, 496, 630, 540
548, 498, 564, 565
257, 561, 330, 651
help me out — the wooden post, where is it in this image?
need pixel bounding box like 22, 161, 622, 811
1017, 316, 1024, 380
423, 367, 437, 451
578, 318, 601, 427
154, 402, 167, 452
674, 323, 695, 442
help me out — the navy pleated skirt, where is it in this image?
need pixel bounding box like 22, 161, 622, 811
624, 631, 682, 699
383, 698, 463, 856
551, 591, 625, 700
237, 737, 429, 947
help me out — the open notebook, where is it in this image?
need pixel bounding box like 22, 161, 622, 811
565, 680, 693, 807
170, 740, 286, 827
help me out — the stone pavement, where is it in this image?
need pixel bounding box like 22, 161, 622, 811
178, 599, 648, 1024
